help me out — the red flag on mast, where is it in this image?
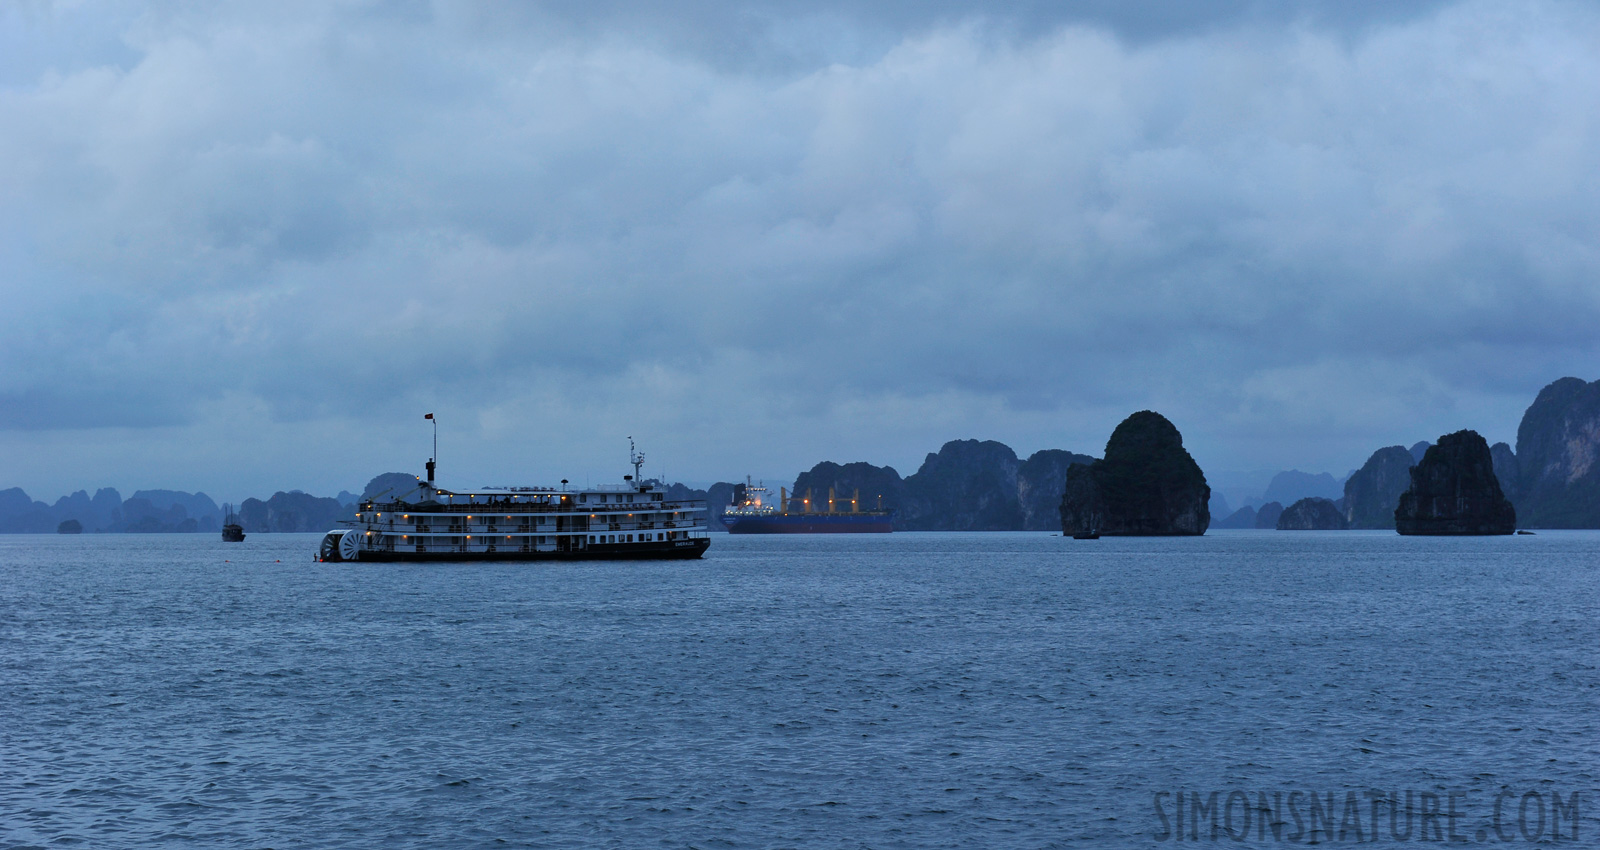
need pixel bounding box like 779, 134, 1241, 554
424, 413, 434, 419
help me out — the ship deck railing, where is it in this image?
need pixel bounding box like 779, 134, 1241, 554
356, 521, 708, 534
353, 525, 710, 537
746, 511, 895, 518
363, 499, 708, 515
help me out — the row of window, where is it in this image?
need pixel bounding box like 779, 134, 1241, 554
396, 532, 686, 546
411, 541, 542, 552
588, 531, 683, 544
406, 541, 544, 557
400, 535, 553, 543
578, 492, 665, 504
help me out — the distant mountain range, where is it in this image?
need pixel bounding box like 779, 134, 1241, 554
0, 484, 363, 534
0, 487, 235, 534
1215, 376, 1600, 530
785, 441, 1099, 531
9, 376, 1600, 533
653, 440, 1100, 532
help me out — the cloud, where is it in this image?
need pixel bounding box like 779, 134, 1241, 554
1, 0, 1598, 497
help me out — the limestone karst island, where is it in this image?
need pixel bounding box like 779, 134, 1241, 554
9, 377, 1600, 537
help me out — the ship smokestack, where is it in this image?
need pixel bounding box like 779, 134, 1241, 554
426, 458, 436, 482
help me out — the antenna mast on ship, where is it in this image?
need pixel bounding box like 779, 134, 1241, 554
629, 437, 646, 488
425, 413, 437, 482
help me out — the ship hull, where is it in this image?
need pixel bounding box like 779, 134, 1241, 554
338, 537, 709, 562
723, 515, 892, 534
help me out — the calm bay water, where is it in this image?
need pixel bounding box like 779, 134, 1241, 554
2, 531, 1597, 848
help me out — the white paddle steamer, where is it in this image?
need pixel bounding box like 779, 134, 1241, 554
317, 439, 710, 562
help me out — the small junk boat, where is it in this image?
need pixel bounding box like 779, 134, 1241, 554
221, 503, 246, 542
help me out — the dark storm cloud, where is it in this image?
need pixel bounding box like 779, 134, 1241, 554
1, 0, 1598, 497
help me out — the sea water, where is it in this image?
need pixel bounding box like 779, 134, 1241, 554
2, 531, 1596, 847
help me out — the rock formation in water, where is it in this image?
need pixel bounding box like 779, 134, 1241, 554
1016, 449, 1100, 530
1211, 505, 1258, 528
0, 487, 63, 533
0, 480, 370, 534
362, 472, 426, 502
1510, 377, 1600, 527
702, 482, 736, 515
1253, 501, 1284, 529
1489, 442, 1520, 507
637, 479, 738, 528
1059, 411, 1210, 536
130, 490, 222, 525
1262, 470, 1343, 506
238, 491, 352, 534
1394, 430, 1516, 535
791, 461, 906, 517
88, 488, 124, 531
1341, 446, 1414, 529
118, 497, 193, 533
1277, 497, 1348, 530
56, 519, 82, 534
48, 491, 95, 531
792, 443, 1099, 531
898, 440, 1024, 531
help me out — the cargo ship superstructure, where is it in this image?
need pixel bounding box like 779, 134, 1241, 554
318, 438, 710, 561
721, 478, 893, 534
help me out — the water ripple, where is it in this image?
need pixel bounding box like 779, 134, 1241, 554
2, 531, 1597, 847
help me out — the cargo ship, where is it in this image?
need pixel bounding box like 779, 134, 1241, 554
721, 478, 893, 533
317, 438, 710, 561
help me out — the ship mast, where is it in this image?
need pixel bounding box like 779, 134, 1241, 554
425, 413, 437, 482
629, 436, 646, 488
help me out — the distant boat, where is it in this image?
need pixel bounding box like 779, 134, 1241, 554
222, 503, 246, 542
721, 479, 894, 534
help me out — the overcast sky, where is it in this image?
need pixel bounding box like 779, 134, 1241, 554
3, 0, 1597, 503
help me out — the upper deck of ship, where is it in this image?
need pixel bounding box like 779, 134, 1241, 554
363, 479, 702, 516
